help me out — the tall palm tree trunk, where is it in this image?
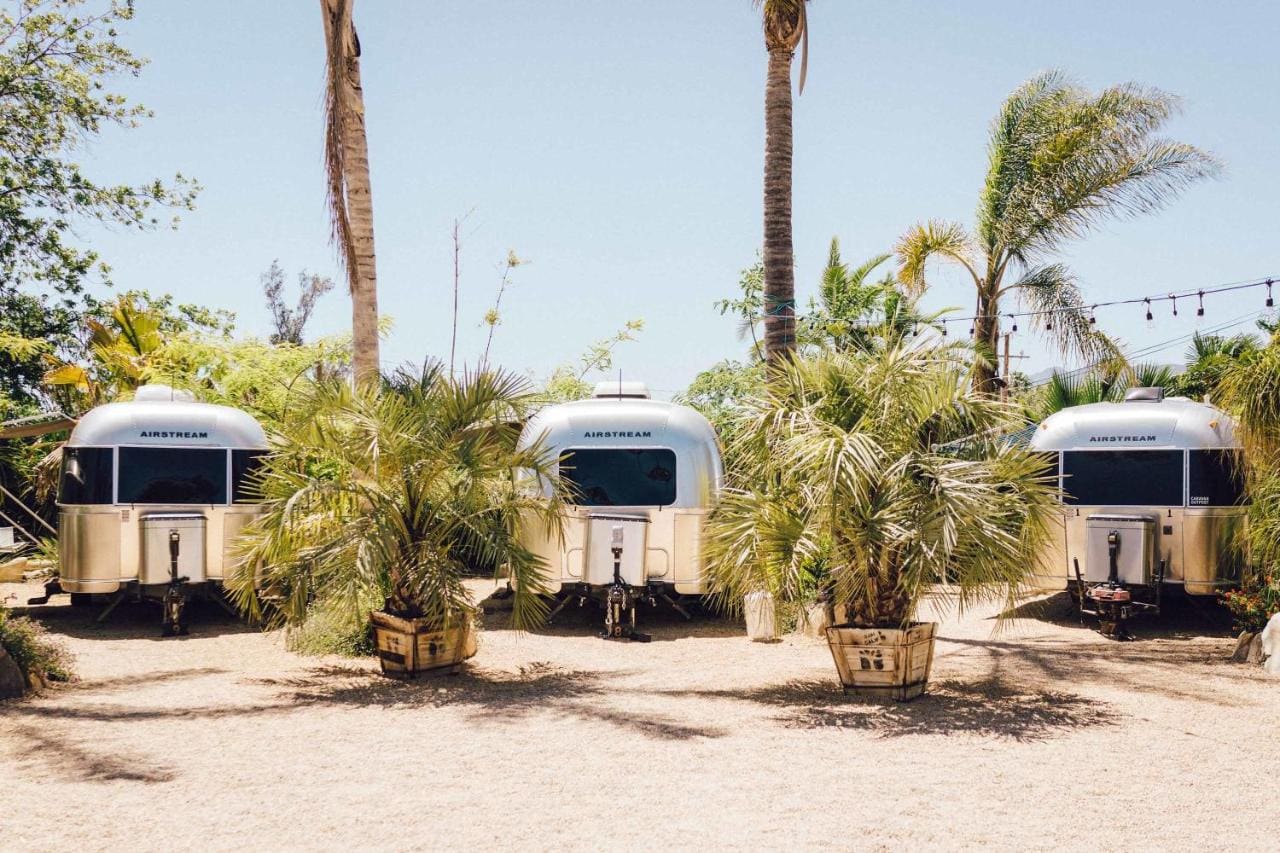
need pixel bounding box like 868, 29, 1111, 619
972, 287, 1000, 395
762, 47, 796, 363
342, 58, 380, 385
322, 0, 380, 385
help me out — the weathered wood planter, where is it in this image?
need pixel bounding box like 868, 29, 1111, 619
370, 611, 477, 679
824, 622, 937, 701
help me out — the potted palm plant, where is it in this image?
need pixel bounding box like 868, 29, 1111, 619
704, 344, 1058, 700
228, 365, 566, 678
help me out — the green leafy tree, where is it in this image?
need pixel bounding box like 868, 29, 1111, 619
703, 344, 1058, 627
1026, 362, 1178, 420
228, 365, 568, 634
1167, 331, 1260, 403
897, 71, 1218, 395
0, 0, 198, 297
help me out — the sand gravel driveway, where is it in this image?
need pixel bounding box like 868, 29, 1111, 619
2, 580, 1276, 852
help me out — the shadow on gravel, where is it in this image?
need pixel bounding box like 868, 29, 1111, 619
997, 590, 1236, 639
253, 661, 729, 741
7, 723, 177, 784
14, 596, 257, 641
668, 676, 1118, 742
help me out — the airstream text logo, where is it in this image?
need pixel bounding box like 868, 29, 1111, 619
583, 431, 652, 438
139, 430, 209, 439
1087, 435, 1157, 443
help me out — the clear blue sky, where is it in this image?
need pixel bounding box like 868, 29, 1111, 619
78, 0, 1280, 397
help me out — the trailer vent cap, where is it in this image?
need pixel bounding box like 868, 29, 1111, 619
592, 381, 650, 399
134, 384, 196, 403
1123, 387, 1165, 403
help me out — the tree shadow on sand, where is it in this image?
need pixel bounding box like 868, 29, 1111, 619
7, 723, 177, 784
679, 676, 1118, 742
252, 661, 729, 741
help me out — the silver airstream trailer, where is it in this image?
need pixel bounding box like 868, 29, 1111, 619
517, 381, 723, 639
54, 385, 268, 634
1030, 387, 1245, 634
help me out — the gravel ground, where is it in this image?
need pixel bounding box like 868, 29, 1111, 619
2, 579, 1277, 852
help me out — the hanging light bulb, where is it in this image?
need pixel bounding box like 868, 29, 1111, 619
1196, 291, 1205, 317
1045, 314, 1053, 331
941, 321, 947, 337
1145, 299, 1154, 326
1089, 305, 1097, 325
1267, 279, 1275, 309
1171, 294, 1178, 317
1009, 314, 1018, 334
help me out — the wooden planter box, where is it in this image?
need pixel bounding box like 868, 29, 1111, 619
824, 622, 937, 702
370, 611, 477, 679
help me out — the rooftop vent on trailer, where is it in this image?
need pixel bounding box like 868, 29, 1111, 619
1123, 387, 1165, 403
592, 380, 650, 399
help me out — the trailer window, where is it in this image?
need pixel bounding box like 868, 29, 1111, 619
117, 447, 228, 505
1061, 450, 1183, 506
560, 448, 677, 507
1188, 450, 1245, 507
58, 447, 114, 505
231, 450, 268, 503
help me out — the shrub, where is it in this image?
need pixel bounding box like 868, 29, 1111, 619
286, 598, 376, 657
1221, 571, 1280, 634
0, 606, 75, 684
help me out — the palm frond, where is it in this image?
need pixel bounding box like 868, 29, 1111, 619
894, 220, 979, 295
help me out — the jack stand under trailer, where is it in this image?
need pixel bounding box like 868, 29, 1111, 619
1073, 530, 1165, 640
161, 528, 190, 637
601, 525, 649, 643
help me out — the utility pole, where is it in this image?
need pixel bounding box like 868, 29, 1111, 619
1001, 333, 1012, 403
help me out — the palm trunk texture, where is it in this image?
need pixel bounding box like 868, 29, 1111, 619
341, 53, 380, 385
972, 287, 1000, 396
762, 47, 796, 364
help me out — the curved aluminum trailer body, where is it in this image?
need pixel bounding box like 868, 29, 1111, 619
57, 387, 269, 596
518, 382, 723, 597
1029, 391, 1245, 596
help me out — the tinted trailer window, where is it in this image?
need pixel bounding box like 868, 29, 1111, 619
560, 448, 677, 507
1061, 450, 1183, 506
117, 447, 228, 505
59, 446, 114, 505
1188, 449, 1245, 507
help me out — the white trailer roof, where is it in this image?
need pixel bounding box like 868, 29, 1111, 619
1030, 396, 1238, 451
67, 390, 268, 449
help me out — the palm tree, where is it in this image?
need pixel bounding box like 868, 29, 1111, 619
802, 238, 945, 353
703, 343, 1059, 628
755, 0, 809, 364
1031, 362, 1178, 419
321, 0, 380, 384
1168, 331, 1260, 402
228, 364, 568, 635
897, 71, 1220, 395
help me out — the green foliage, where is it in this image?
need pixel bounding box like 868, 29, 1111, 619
678, 358, 764, 440
229, 365, 569, 634
897, 71, 1217, 383
1023, 362, 1178, 420
285, 595, 377, 657
0, 0, 198, 296
540, 319, 644, 403
149, 333, 351, 429
702, 344, 1059, 628
0, 604, 75, 684
1220, 571, 1280, 634
1166, 332, 1260, 403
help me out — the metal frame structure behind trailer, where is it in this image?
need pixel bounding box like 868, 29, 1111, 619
1029, 387, 1246, 637
46, 385, 269, 635
517, 381, 723, 639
